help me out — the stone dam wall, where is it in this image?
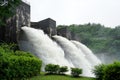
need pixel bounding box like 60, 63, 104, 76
0, 2, 30, 43
0, 2, 79, 43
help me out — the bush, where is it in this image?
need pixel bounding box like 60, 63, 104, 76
45, 64, 60, 74
71, 68, 82, 77
93, 64, 105, 80
93, 61, 120, 80
14, 50, 34, 57
103, 61, 120, 80
58, 66, 68, 74
0, 43, 17, 53
0, 55, 42, 79
0, 44, 42, 80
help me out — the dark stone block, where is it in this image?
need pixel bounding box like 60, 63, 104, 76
71, 32, 80, 41
57, 26, 72, 40
31, 18, 57, 36
0, 2, 30, 43
57, 26, 80, 41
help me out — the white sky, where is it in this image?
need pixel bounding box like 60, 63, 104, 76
27, 0, 120, 27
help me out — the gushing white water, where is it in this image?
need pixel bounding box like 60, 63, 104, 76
19, 27, 73, 70
53, 35, 95, 77
71, 40, 101, 66
19, 27, 101, 77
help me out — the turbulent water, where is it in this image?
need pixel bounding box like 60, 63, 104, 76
19, 27, 73, 70
19, 27, 101, 77
53, 35, 94, 77
71, 40, 101, 66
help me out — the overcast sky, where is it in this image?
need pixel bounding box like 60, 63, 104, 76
27, 0, 120, 28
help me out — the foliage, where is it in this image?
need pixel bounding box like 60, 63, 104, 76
110, 26, 120, 40
45, 64, 60, 74
0, 43, 17, 53
103, 61, 120, 80
58, 66, 68, 74
71, 68, 82, 77
93, 64, 105, 80
45, 64, 82, 77
57, 24, 120, 58
14, 50, 34, 57
0, 0, 22, 26
45, 64, 68, 75
57, 23, 111, 52
0, 43, 42, 79
93, 61, 120, 80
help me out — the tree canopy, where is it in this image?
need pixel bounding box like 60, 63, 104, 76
57, 24, 120, 63
0, 0, 21, 26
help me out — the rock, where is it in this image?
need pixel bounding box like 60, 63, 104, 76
0, 2, 30, 43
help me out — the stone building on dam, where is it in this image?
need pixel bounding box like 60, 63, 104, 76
0, 1, 79, 44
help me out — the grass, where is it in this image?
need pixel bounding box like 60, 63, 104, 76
28, 72, 96, 80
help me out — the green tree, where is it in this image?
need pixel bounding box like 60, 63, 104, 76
45, 64, 60, 74
0, 0, 21, 26
0, 44, 42, 79
103, 61, 120, 80
71, 68, 82, 77
93, 64, 105, 80
57, 24, 120, 63
58, 66, 68, 74
93, 61, 120, 80
110, 26, 120, 40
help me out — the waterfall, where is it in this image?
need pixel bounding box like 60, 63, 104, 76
19, 27, 101, 77
19, 27, 73, 70
71, 40, 101, 66
53, 35, 96, 77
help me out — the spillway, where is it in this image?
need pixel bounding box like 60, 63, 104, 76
19, 27, 101, 77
